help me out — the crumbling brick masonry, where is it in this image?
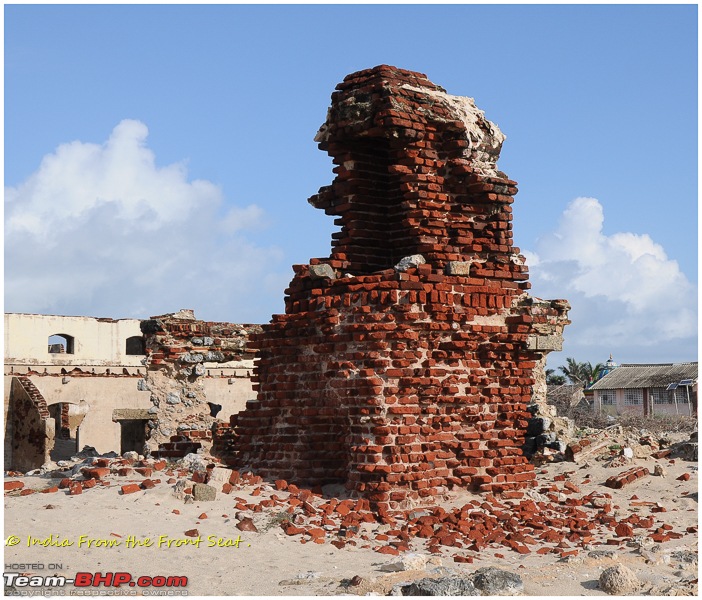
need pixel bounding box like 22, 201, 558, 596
229, 66, 570, 509
140, 310, 260, 455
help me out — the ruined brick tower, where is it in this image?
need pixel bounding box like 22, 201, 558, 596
230, 66, 569, 509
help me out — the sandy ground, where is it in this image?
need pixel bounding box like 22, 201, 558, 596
4, 447, 698, 597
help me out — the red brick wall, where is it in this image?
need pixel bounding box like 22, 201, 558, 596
228, 66, 569, 510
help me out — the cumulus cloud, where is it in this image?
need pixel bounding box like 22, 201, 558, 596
4, 120, 286, 322
526, 197, 697, 363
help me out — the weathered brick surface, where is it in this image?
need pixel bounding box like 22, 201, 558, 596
226, 66, 570, 508
82, 467, 111, 480
211, 422, 237, 463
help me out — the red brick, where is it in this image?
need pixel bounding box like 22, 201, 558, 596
306, 528, 325, 539
83, 467, 110, 480
614, 523, 634, 537
191, 471, 206, 483
283, 523, 305, 536
376, 545, 399, 556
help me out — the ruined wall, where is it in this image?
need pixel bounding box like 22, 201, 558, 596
8, 377, 55, 472
4, 312, 258, 466
230, 66, 569, 509
140, 310, 259, 455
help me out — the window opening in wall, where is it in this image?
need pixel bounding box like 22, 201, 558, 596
624, 388, 643, 405
48, 334, 75, 354
120, 420, 148, 454
673, 387, 691, 404
652, 387, 671, 404
600, 391, 616, 405
125, 336, 146, 355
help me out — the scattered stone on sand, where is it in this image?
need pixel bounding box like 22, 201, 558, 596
653, 464, 667, 477
380, 553, 429, 572
397, 575, 479, 596
599, 565, 640, 595
471, 567, 524, 595
192, 483, 216, 501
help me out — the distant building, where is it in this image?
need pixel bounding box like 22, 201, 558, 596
597, 354, 619, 380
589, 362, 698, 417
4, 312, 255, 472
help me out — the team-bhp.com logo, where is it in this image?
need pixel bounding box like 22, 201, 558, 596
5, 572, 188, 591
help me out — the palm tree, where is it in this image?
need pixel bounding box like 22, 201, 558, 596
582, 362, 605, 387
545, 368, 566, 385
558, 358, 585, 385
558, 358, 605, 388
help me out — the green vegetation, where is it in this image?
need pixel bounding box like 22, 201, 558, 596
556, 357, 605, 388
263, 510, 292, 532
545, 368, 566, 385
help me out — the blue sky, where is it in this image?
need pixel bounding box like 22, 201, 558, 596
4, 4, 698, 368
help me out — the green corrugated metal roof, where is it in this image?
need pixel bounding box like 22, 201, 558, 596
589, 363, 698, 390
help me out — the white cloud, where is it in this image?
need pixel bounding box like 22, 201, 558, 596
527, 197, 697, 363
4, 120, 286, 322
